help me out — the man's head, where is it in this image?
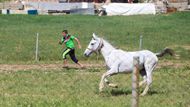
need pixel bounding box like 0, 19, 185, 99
62, 30, 68, 37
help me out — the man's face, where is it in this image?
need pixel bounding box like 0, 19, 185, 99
62, 32, 67, 37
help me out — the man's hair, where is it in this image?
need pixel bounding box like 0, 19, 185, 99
62, 30, 68, 34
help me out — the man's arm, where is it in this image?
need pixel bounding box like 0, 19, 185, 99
58, 38, 65, 48
74, 38, 82, 49
58, 40, 62, 45
58, 37, 64, 45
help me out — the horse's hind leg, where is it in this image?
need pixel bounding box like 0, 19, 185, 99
139, 68, 147, 87
139, 76, 147, 87
141, 62, 157, 96
140, 72, 152, 96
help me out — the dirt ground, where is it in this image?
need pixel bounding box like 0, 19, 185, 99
0, 63, 104, 72
0, 60, 189, 72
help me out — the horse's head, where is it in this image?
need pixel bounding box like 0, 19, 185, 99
84, 33, 103, 57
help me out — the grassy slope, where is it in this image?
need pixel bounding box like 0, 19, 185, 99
0, 12, 190, 63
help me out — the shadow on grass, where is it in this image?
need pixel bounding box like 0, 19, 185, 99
62, 67, 82, 70
97, 88, 131, 97
147, 89, 165, 96
99, 88, 162, 97
110, 89, 161, 96
148, 90, 159, 95
62, 66, 101, 72
110, 89, 131, 96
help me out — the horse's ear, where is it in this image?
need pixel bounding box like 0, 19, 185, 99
93, 33, 98, 40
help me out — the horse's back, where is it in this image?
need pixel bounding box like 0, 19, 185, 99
132, 50, 158, 64
136, 50, 158, 70
110, 49, 157, 62
138, 50, 158, 61
108, 49, 158, 72
117, 50, 158, 71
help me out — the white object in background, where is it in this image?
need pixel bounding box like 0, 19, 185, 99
103, 3, 156, 16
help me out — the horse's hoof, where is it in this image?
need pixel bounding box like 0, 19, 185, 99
108, 83, 118, 88
140, 93, 146, 96
99, 88, 103, 93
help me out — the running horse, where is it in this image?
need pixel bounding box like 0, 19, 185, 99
84, 33, 174, 96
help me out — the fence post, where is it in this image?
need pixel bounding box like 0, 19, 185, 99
35, 33, 39, 62
132, 56, 140, 107
139, 35, 143, 50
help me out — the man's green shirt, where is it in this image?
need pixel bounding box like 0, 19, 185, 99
61, 35, 75, 49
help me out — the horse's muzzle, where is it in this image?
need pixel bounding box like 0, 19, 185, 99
84, 53, 89, 57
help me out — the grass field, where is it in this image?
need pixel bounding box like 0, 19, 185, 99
0, 12, 190, 63
0, 12, 190, 107
0, 66, 190, 107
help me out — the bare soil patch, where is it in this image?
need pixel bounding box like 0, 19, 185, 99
0, 63, 104, 72
0, 60, 189, 72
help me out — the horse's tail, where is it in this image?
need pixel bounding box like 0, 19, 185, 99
155, 48, 175, 57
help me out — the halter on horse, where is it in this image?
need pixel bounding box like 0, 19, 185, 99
84, 33, 174, 96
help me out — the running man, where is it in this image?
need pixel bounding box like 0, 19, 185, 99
59, 30, 83, 68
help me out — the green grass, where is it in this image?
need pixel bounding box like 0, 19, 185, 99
0, 12, 190, 107
0, 12, 190, 63
0, 67, 190, 107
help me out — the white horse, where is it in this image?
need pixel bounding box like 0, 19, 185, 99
84, 33, 174, 96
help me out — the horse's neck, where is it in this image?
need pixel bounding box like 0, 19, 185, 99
100, 40, 115, 59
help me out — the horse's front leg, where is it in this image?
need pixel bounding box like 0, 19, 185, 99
99, 60, 121, 92
99, 69, 117, 92
99, 72, 107, 92
104, 76, 118, 88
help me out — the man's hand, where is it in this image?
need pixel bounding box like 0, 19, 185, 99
58, 40, 62, 45
78, 44, 82, 49
75, 38, 82, 49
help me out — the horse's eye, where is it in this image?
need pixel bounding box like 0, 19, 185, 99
91, 43, 94, 45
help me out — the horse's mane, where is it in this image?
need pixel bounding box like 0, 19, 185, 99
101, 38, 119, 50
